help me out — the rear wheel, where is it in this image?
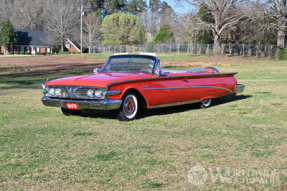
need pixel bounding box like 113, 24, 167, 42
61, 108, 82, 116
199, 98, 212, 109
117, 91, 138, 121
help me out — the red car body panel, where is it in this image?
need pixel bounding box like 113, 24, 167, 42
45, 71, 238, 109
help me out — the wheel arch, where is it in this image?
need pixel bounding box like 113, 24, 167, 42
122, 87, 149, 109
200, 90, 221, 102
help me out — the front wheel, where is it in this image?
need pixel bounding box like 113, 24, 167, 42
117, 91, 138, 121
61, 108, 82, 116
199, 98, 212, 109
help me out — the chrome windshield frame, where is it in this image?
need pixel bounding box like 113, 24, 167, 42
99, 55, 159, 74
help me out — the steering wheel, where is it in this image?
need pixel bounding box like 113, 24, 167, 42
140, 66, 152, 73
204, 67, 219, 73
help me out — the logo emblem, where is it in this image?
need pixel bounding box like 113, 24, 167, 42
188, 166, 208, 186
66, 87, 74, 97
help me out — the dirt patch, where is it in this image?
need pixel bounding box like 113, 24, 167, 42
160, 60, 254, 67
0, 55, 105, 71
0, 54, 254, 78
0, 55, 105, 78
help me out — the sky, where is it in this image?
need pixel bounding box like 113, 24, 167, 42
147, 0, 189, 14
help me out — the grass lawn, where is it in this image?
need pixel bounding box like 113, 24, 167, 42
0, 55, 287, 190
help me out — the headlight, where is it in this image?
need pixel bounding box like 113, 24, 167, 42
95, 90, 106, 99
55, 88, 61, 96
87, 89, 94, 97
95, 90, 102, 98
48, 88, 55, 95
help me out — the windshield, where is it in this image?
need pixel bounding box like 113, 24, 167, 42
101, 56, 155, 74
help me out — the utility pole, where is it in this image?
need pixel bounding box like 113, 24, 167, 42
80, 4, 83, 54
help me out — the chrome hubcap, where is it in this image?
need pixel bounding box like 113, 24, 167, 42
124, 95, 137, 119
202, 98, 211, 107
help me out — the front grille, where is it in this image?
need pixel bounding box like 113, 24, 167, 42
74, 88, 92, 99
46, 86, 105, 99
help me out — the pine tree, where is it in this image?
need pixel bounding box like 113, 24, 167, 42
0, 20, 18, 55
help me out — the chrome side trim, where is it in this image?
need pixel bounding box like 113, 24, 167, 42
150, 100, 200, 109
105, 90, 121, 100
105, 72, 238, 89
41, 97, 122, 110
143, 86, 233, 93
234, 84, 245, 94
106, 90, 121, 96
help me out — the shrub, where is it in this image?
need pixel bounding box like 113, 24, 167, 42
206, 48, 213, 56
151, 24, 175, 44
10, 52, 14, 54
279, 48, 287, 60
146, 44, 155, 52
57, 51, 71, 55
83, 47, 89, 53
52, 45, 61, 53
14, 51, 19, 54
35, 53, 46, 55
20, 52, 24, 55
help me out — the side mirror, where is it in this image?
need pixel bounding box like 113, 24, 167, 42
154, 67, 162, 77
93, 68, 100, 74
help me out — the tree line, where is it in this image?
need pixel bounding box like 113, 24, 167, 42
0, 0, 286, 56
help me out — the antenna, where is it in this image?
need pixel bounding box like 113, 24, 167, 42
169, 52, 176, 69
215, 53, 221, 67
215, 46, 222, 67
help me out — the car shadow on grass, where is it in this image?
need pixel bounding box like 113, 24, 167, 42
137, 94, 252, 119
81, 94, 252, 120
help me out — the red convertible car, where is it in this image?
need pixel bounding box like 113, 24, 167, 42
41, 54, 245, 121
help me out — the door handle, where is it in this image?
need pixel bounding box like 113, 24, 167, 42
143, 85, 150, 88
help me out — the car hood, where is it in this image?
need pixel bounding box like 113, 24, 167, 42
45, 72, 155, 87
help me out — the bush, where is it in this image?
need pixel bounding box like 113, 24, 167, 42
10, 52, 14, 54
146, 44, 155, 52
83, 47, 89, 53
206, 48, 213, 56
20, 52, 24, 55
52, 45, 61, 53
35, 53, 46, 55
57, 51, 72, 55
14, 51, 19, 54
279, 48, 287, 60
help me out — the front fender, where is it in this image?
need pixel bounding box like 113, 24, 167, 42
108, 84, 152, 109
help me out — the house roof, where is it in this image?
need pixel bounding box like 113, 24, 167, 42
14, 29, 50, 47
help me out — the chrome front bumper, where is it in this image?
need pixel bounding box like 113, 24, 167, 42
42, 97, 122, 110
234, 84, 245, 94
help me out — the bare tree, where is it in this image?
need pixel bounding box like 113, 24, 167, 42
83, 13, 102, 47
138, 10, 160, 39
5, 0, 46, 30
45, 0, 81, 51
176, 0, 246, 54
239, 2, 277, 44
267, 0, 287, 56
0, 0, 9, 24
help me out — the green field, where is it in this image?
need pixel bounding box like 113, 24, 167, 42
0, 55, 287, 190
